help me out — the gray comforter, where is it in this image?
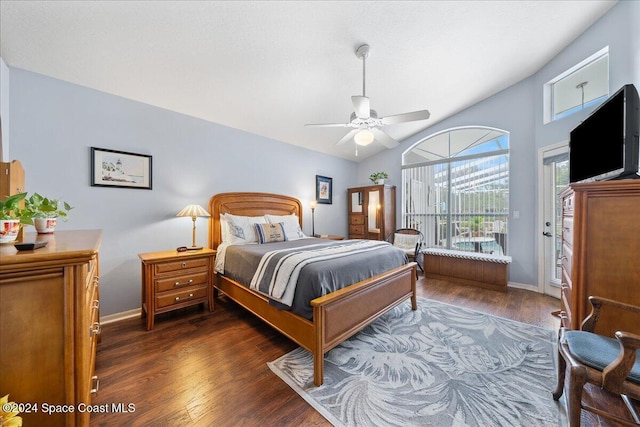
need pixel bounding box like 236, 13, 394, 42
222, 238, 408, 319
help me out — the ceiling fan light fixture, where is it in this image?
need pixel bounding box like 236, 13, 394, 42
354, 128, 375, 146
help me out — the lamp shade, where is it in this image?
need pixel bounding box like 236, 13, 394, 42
177, 204, 210, 218
354, 129, 375, 146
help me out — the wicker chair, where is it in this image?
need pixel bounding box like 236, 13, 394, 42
552, 296, 640, 426
385, 228, 424, 279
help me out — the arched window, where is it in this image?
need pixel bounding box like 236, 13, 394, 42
402, 127, 509, 255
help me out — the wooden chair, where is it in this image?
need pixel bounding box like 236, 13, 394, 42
386, 228, 424, 279
553, 296, 640, 426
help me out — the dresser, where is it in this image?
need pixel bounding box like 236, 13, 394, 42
139, 248, 215, 330
347, 184, 396, 240
560, 180, 640, 337
0, 230, 102, 427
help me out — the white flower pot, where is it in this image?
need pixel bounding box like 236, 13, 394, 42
0, 219, 21, 244
377, 179, 386, 185
34, 217, 57, 234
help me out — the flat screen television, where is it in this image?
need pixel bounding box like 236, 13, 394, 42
569, 83, 640, 183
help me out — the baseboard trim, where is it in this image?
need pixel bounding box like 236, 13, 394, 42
508, 281, 539, 292
100, 308, 141, 325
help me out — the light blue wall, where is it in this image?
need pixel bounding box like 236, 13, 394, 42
8, 69, 355, 316
0, 58, 9, 160
358, 0, 639, 287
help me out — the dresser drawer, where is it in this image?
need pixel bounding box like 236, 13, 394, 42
156, 285, 208, 309
155, 271, 209, 292
563, 193, 574, 216
155, 257, 209, 274
350, 216, 365, 225
560, 284, 573, 329
562, 217, 574, 248
561, 243, 572, 277
350, 225, 364, 235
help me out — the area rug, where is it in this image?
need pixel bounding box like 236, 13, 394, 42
268, 298, 566, 426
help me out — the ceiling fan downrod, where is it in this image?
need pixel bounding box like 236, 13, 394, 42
355, 44, 370, 97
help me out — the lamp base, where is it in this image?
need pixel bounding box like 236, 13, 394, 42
186, 246, 203, 251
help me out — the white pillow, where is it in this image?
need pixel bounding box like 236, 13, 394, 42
222, 213, 267, 243
394, 233, 419, 252
265, 214, 306, 240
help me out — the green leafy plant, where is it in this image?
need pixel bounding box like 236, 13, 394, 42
24, 193, 73, 221
369, 171, 389, 183
0, 192, 31, 224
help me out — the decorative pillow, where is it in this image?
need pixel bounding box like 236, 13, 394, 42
393, 233, 419, 252
223, 213, 267, 243
255, 222, 287, 244
265, 214, 306, 240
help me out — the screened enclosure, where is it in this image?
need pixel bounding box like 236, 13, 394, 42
402, 127, 509, 255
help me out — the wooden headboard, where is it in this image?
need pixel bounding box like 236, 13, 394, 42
208, 192, 303, 249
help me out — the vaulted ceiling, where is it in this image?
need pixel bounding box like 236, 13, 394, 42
0, 1, 616, 161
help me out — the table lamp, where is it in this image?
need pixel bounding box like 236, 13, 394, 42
176, 204, 210, 250
310, 200, 317, 237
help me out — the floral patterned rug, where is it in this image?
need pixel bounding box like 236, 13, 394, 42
268, 298, 566, 426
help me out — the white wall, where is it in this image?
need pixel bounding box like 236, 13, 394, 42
358, 0, 639, 288
9, 69, 356, 316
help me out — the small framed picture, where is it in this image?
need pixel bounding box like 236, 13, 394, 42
91, 147, 152, 189
316, 175, 332, 205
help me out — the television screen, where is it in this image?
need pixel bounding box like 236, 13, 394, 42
569, 84, 639, 183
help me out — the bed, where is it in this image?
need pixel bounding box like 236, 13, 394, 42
209, 192, 417, 386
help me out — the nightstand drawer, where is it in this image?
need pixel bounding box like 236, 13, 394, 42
155, 258, 209, 274
156, 285, 208, 309
155, 271, 209, 292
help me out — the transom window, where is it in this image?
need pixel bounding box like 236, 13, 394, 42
402, 127, 509, 255
544, 47, 609, 123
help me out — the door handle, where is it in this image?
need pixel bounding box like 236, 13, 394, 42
542, 232, 552, 237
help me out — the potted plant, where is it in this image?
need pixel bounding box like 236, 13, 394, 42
369, 172, 389, 184
0, 192, 30, 244
24, 193, 73, 234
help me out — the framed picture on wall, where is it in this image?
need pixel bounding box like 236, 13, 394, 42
316, 175, 332, 204
91, 147, 152, 189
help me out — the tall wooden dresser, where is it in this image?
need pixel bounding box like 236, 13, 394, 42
560, 180, 640, 337
0, 230, 102, 427
347, 184, 396, 240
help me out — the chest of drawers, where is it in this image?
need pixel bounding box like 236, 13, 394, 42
0, 230, 102, 427
139, 248, 215, 330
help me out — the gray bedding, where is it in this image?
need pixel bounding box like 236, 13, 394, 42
222, 238, 408, 319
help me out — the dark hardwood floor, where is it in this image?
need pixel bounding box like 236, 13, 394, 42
92, 276, 633, 426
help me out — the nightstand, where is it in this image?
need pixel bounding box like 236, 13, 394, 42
139, 248, 215, 330
314, 234, 345, 240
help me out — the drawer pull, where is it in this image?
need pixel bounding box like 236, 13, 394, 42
89, 322, 101, 337
174, 279, 193, 287
90, 376, 99, 394
175, 293, 194, 302
181, 262, 187, 268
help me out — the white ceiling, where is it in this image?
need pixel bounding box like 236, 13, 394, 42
0, 1, 616, 161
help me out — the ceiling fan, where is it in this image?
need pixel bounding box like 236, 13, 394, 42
306, 44, 430, 151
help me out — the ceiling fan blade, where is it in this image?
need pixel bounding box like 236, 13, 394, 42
371, 128, 399, 149
305, 122, 352, 128
380, 110, 430, 125
351, 96, 370, 119
336, 129, 358, 146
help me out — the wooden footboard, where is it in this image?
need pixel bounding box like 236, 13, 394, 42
311, 262, 417, 385
215, 262, 416, 386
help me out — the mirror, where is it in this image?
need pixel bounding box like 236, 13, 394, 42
351, 191, 363, 213
367, 189, 380, 233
